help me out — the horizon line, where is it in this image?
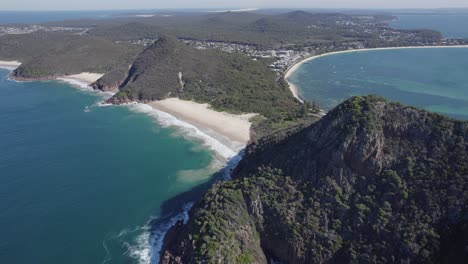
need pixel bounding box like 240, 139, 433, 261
1, 7, 468, 12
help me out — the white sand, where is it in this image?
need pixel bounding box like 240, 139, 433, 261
0, 60, 21, 70
63, 72, 104, 84
284, 45, 468, 103
149, 98, 256, 144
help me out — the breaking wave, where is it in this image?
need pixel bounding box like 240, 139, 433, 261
128, 103, 245, 160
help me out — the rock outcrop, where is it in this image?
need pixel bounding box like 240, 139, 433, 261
90, 67, 129, 92
161, 95, 468, 264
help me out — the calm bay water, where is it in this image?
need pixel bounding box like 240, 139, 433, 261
289, 48, 468, 120
390, 14, 468, 39
0, 69, 217, 263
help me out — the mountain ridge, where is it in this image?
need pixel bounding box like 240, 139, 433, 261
93, 36, 309, 137
160, 95, 468, 263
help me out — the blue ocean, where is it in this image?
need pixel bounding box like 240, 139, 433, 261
1, 10, 468, 264
289, 47, 468, 120
390, 13, 468, 39
0, 69, 230, 263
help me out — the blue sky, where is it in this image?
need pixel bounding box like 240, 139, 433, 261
1, 0, 467, 11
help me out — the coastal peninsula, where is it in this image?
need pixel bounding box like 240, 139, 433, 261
1, 10, 468, 264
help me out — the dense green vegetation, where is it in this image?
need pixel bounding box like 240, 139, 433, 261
5, 11, 446, 80
161, 96, 468, 263
104, 36, 310, 134
2, 11, 446, 79
0, 32, 142, 78
88, 22, 161, 41
74, 11, 404, 48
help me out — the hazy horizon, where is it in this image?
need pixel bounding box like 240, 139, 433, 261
1, 0, 468, 11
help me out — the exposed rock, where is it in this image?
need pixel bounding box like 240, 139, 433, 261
90, 67, 129, 92
161, 96, 468, 264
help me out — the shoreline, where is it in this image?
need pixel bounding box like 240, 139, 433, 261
129, 102, 247, 162
149, 98, 256, 147
60, 72, 104, 84
0, 60, 21, 71
284, 45, 468, 103
57, 72, 105, 92
3, 66, 250, 159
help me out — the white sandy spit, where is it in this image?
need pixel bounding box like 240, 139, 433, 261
284, 45, 468, 103
0, 60, 21, 70
149, 98, 256, 145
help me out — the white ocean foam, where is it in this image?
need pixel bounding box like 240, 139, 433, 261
150, 203, 193, 263
125, 227, 152, 264
98, 102, 247, 264
57, 78, 116, 98
6, 76, 21, 83
118, 203, 193, 264
125, 147, 244, 264
128, 103, 241, 160
0, 66, 17, 71
57, 78, 90, 89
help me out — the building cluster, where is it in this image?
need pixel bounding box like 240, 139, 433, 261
0, 25, 88, 36
115, 39, 158, 47
267, 50, 310, 72
181, 39, 314, 72
182, 40, 256, 54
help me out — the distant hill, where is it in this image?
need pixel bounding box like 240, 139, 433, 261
46, 10, 443, 49
202, 11, 266, 26
88, 22, 161, 41
97, 36, 306, 131
67, 11, 403, 48
161, 96, 468, 263
0, 32, 142, 79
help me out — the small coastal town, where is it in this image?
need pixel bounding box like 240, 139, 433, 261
1, 4, 468, 264
0, 25, 88, 36
181, 37, 467, 74
2, 15, 467, 76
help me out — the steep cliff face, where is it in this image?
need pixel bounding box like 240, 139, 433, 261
161, 96, 468, 264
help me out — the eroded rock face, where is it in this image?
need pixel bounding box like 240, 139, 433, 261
161, 96, 468, 264
90, 67, 129, 92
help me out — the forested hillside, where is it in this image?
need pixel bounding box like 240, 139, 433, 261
98, 36, 309, 134
161, 96, 468, 263
0, 32, 142, 78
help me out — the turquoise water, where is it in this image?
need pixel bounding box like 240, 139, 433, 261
289, 48, 468, 120
390, 14, 468, 39
0, 69, 217, 263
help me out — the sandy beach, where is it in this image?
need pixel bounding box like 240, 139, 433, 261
0, 60, 21, 70
149, 98, 256, 144
62, 72, 104, 84
284, 45, 468, 102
